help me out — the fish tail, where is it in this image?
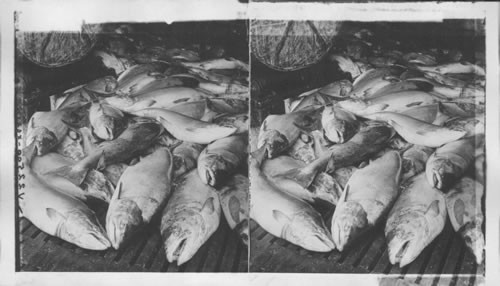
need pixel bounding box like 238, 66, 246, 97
45, 165, 89, 186
279, 167, 317, 188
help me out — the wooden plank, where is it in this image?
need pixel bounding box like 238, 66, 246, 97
236, 241, 249, 272
358, 235, 387, 272
405, 232, 441, 275
218, 229, 240, 272
133, 229, 163, 270
422, 223, 455, 274
459, 249, 477, 274
442, 234, 464, 274
372, 247, 392, 274
199, 220, 230, 272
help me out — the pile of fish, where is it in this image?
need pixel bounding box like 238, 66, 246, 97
18, 31, 249, 267
251, 28, 485, 268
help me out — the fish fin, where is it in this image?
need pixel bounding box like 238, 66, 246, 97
453, 198, 466, 226
361, 104, 389, 115
383, 75, 401, 83
96, 154, 107, 171
46, 208, 66, 221
129, 157, 140, 166
426, 200, 441, 217
114, 181, 123, 199
126, 100, 156, 111
201, 197, 215, 214
250, 146, 267, 168
228, 196, 241, 224
279, 167, 316, 188
405, 101, 423, 108
342, 184, 350, 202
412, 80, 434, 92
272, 210, 292, 225
22, 142, 38, 167
45, 165, 88, 186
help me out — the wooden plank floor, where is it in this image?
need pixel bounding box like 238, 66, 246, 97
18, 204, 248, 272
250, 215, 484, 285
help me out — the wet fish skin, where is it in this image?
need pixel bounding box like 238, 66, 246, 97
321, 105, 359, 144
84, 75, 118, 95
425, 137, 476, 191
27, 109, 84, 156
49, 117, 164, 185
318, 79, 353, 99
115, 62, 168, 96
172, 141, 205, 179
197, 135, 247, 187
20, 145, 110, 250
401, 145, 434, 182
445, 177, 484, 264
219, 174, 250, 245
183, 57, 249, 71
349, 66, 405, 99
262, 156, 341, 205
258, 108, 322, 158
279, 123, 393, 189
213, 113, 249, 134
443, 116, 485, 137
338, 90, 438, 116
89, 102, 126, 141
250, 147, 335, 252
365, 112, 466, 147
105, 87, 209, 112
134, 108, 237, 144
161, 170, 221, 266
106, 147, 173, 249
331, 151, 401, 251
385, 173, 447, 267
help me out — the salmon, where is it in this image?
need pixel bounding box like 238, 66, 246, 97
258, 108, 323, 158
365, 112, 466, 147
19, 144, 110, 250
160, 170, 221, 265
106, 147, 173, 249
331, 151, 402, 251
219, 174, 250, 245
426, 137, 477, 191
249, 147, 335, 252
321, 105, 360, 144
89, 102, 126, 141
385, 173, 447, 267
134, 108, 237, 144
445, 177, 484, 264
197, 135, 247, 187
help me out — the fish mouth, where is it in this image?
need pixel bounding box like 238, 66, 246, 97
262, 131, 289, 158
305, 233, 335, 252
163, 229, 198, 266
106, 201, 143, 250
387, 234, 419, 267
80, 231, 111, 250
204, 169, 217, 187
460, 222, 484, 264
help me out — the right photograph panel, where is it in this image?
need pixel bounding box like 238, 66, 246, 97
249, 19, 486, 281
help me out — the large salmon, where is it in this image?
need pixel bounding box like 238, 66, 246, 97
106, 147, 173, 249
445, 177, 484, 264
331, 151, 402, 251
249, 147, 335, 252
160, 170, 221, 266
385, 173, 447, 267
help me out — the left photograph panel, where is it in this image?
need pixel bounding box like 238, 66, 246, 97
15, 16, 249, 272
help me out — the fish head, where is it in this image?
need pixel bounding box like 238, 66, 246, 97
161, 209, 206, 265
93, 116, 125, 141
386, 212, 428, 267
106, 199, 143, 249
331, 201, 369, 251
460, 221, 484, 264
198, 154, 231, 187
276, 210, 334, 252
426, 158, 460, 191
54, 208, 110, 250
27, 127, 58, 156
258, 130, 289, 158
